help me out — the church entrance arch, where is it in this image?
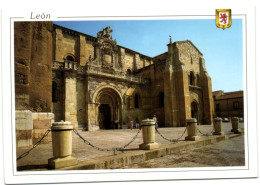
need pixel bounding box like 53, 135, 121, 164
94, 86, 122, 129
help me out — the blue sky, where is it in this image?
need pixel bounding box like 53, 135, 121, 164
54, 19, 243, 92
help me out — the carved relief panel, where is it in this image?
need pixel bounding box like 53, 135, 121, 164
101, 42, 113, 67
92, 26, 120, 70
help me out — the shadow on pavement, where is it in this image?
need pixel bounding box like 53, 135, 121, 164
17, 164, 50, 171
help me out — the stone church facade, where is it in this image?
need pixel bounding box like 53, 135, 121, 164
14, 21, 214, 131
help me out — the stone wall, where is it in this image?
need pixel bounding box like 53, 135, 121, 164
14, 22, 31, 110
32, 112, 54, 144
161, 41, 214, 126
142, 57, 151, 68
175, 69, 190, 126
214, 96, 243, 118
15, 94, 29, 110
125, 53, 134, 71
52, 71, 65, 122
29, 22, 53, 112
16, 110, 54, 147
76, 77, 86, 127
176, 41, 201, 74
14, 21, 53, 112
200, 80, 214, 123
55, 29, 77, 62
16, 110, 33, 147
79, 35, 95, 66
64, 72, 78, 129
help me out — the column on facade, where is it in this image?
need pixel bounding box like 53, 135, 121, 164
200, 58, 214, 125
64, 71, 78, 129
119, 48, 125, 72
79, 35, 87, 66
86, 80, 98, 131
134, 53, 140, 70
95, 45, 101, 65
112, 52, 116, 70
163, 43, 179, 127
175, 68, 191, 126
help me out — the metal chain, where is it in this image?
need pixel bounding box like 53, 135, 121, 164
120, 128, 142, 149
17, 129, 51, 161
73, 128, 142, 153
155, 127, 187, 143
197, 127, 215, 136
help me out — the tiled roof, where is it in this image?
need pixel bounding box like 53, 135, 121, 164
215, 90, 243, 100
153, 52, 168, 61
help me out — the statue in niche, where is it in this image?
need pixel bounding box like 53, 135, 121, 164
88, 53, 93, 63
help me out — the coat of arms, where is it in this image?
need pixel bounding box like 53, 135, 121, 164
216, 9, 232, 30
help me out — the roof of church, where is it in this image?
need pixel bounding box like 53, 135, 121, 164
175, 40, 203, 56
53, 24, 152, 60
53, 24, 203, 60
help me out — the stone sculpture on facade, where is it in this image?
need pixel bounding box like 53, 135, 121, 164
97, 26, 113, 39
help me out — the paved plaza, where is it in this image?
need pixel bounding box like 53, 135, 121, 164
121, 135, 245, 168
16, 122, 244, 170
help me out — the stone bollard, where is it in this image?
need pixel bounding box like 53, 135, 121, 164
213, 117, 224, 135
231, 117, 241, 134
48, 121, 78, 169
185, 118, 200, 141
139, 119, 160, 150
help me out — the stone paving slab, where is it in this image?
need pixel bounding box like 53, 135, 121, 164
120, 135, 245, 169
16, 122, 244, 171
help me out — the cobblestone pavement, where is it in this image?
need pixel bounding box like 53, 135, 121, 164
121, 135, 245, 168
16, 122, 244, 170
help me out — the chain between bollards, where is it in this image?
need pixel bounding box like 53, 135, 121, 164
155, 127, 187, 143
197, 127, 215, 136
73, 127, 142, 154
17, 129, 51, 161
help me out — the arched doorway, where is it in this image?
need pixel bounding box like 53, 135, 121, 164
191, 101, 198, 120
94, 87, 122, 130
99, 104, 111, 129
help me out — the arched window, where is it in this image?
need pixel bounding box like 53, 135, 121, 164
64, 55, 75, 69
196, 74, 200, 86
126, 69, 132, 75
66, 55, 74, 61
134, 94, 139, 108
158, 92, 164, 108
190, 71, 195, 86
52, 81, 58, 103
